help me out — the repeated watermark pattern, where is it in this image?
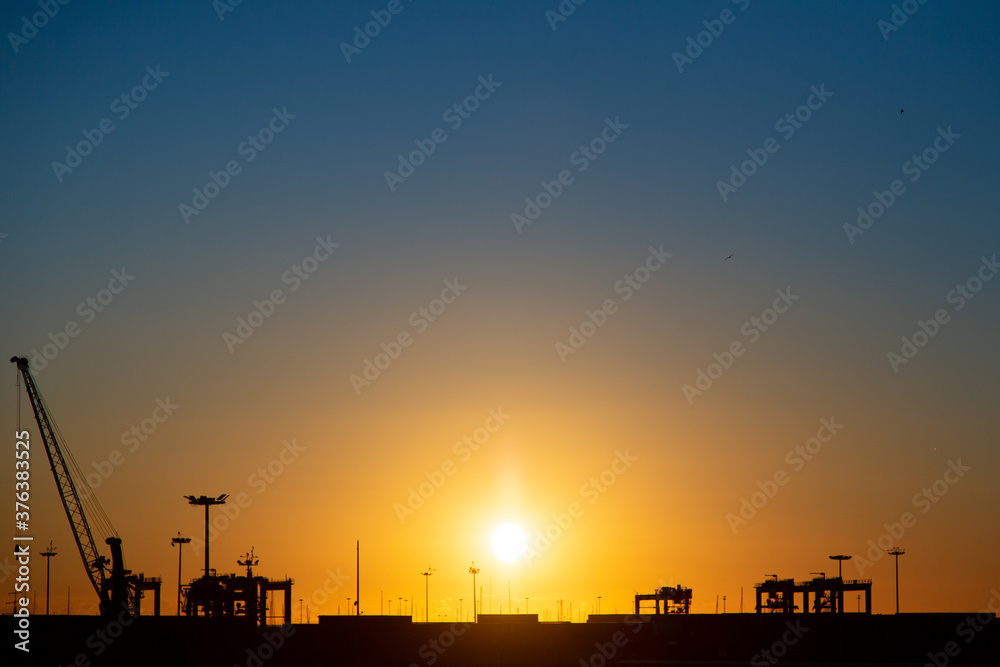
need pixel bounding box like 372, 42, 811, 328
510, 117, 628, 234
854, 459, 971, 575
393, 408, 510, 523
886, 254, 996, 372
384, 75, 502, 192
716, 84, 833, 202
555, 246, 671, 362
222, 236, 339, 353
7, 0, 73, 54
672, 0, 752, 73
877, 0, 932, 41
521, 449, 638, 565
340, 0, 416, 63
26, 268, 136, 372
179, 107, 296, 224
51, 66, 169, 182
350, 278, 468, 394
682, 288, 800, 404
189, 439, 306, 558
844, 126, 960, 244
726, 417, 843, 534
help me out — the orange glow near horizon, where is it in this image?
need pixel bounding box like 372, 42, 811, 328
5, 349, 998, 623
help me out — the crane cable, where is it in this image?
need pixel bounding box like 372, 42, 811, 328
15, 364, 21, 434
36, 388, 120, 543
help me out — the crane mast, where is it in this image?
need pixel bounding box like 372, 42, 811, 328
11, 356, 131, 616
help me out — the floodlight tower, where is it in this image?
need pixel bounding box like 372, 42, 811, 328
829, 555, 852, 580
421, 568, 435, 623
40, 541, 57, 615
171, 533, 191, 615
184, 495, 228, 576
888, 547, 905, 614
469, 562, 480, 622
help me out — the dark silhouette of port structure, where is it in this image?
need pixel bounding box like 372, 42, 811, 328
634, 584, 692, 614
10, 354, 999, 664
181, 547, 293, 625
180, 494, 295, 625
755, 573, 872, 614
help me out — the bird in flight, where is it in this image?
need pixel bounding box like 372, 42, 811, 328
724, 253, 734, 261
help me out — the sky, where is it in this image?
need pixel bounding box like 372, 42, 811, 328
1, 0, 998, 622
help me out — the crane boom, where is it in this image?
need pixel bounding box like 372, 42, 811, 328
11, 356, 129, 615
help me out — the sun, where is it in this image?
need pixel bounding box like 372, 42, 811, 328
491, 523, 527, 562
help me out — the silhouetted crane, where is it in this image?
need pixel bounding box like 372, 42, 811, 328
11, 356, 144, 617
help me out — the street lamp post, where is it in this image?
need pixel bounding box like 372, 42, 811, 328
171, 533, 191, 615
888, 547, 905, 614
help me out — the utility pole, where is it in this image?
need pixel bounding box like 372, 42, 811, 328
40, 541, 57, 615
888, 547, 905, 614
171, 533, 191, 615
356, 540, 360, 616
